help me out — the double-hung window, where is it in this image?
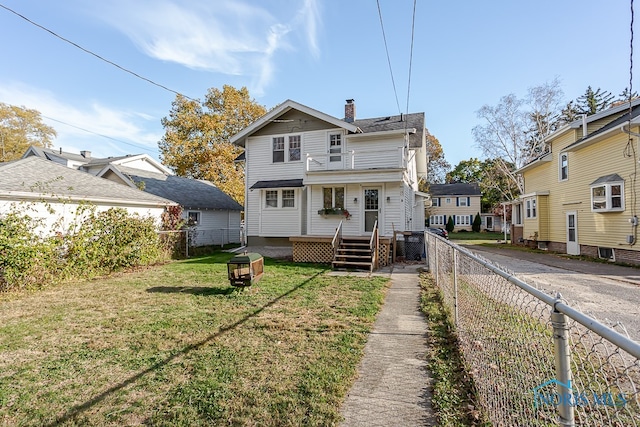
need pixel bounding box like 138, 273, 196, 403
525, 198, 536, 218
323, 187, 345, 209
289, 135, 301, 161
265, 190, 278, 208
559, 153, 568, 181
272, 135, 301, 163
265, 189, 296, 208
272, 137, 285, 163
591, 181, 624, 212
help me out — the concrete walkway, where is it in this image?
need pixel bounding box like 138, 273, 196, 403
339, 264, 436, 426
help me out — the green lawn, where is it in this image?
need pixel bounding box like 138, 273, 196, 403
0, 254, 389, 426
447, 231, 508, 245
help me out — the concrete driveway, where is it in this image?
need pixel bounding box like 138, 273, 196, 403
463, 245, 640, 342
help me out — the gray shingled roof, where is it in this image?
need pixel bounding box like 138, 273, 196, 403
590, 173, 624, 186
116, 166, 243, 211
353, 112, 425, 148
429, 182, 481, 196
0, 157, 174, 206
27, 146, 93, 163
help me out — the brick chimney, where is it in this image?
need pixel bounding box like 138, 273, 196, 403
344, 99, 355, 123
80, 150, 91, 159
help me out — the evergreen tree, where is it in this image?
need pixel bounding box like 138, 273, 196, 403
472, 213, 482, 232
576, 86, 614, 115
446, 216, 455, 233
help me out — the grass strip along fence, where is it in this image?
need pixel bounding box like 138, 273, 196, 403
425, 233, 640, 426
0, 254, 389, 426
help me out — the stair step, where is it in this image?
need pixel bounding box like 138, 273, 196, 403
332, 261, 373, 267
337, 248, 371, 253
336, 254, 371, 261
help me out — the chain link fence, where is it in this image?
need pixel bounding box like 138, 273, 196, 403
425, 232, 640, 426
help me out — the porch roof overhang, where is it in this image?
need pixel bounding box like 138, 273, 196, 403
303, 168, 404, 185
249, 179, 304, 189
515, 152, 553, 173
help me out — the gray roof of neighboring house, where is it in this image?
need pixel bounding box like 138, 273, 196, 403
0, 157, 174, 206
353, 112, 425, 148
429, 182, 481, 196
116, 166, 243, 211
25, 146, 93, 163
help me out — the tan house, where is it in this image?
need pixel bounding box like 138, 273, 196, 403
513, 100, 640, 264
428, 183, 482, 231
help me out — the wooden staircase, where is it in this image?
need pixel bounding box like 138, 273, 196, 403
332, 236, 374, 272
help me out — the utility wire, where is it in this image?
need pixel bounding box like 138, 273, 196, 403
405, 0, 417, 118
376, 0, 402, 116
0, 3, 196, 102
42, 114, 159, 155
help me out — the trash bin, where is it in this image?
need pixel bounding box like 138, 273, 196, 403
227, 252, 264, 287
404, 232, 425, 261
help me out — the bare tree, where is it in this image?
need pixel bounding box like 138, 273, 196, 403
472, 80, 564, 194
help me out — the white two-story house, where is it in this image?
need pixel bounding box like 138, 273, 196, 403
230, 99, 429, 269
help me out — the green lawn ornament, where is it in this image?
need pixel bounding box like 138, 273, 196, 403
227, 252, 264, 287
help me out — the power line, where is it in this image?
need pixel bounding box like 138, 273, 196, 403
405, 0, 417, 117
41, 114, 159, 155
377, 0, 402, 116
0, 3, 196, 102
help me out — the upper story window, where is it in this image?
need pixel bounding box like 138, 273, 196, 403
525, 198, 536, 218
289, 136, 301, 161
273, 135, 301, 163
457, 197, 470, 207
329, 133, 342, 162
432, 198, 440, 207
445, 198, 451, 204
591, 177, 624, 212
323, 187, 345, 209
559, 153, 568, 181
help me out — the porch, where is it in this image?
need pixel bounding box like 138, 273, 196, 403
289, 235, 393, 268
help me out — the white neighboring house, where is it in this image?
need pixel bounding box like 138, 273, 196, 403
23, 147, 243, 246
230, 99, 429, 268
0, 157, 175, 235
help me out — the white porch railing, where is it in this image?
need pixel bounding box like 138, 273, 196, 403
305, 147, 405, 172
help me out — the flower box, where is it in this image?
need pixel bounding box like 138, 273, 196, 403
317, 208, 351, 219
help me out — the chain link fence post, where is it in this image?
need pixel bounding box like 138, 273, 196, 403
552, 295, 575, 427
453, 247, 459, 327
434, 236, 439, 288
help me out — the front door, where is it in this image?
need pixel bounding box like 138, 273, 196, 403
363, 187, 380, 233
566, 212, 579, 255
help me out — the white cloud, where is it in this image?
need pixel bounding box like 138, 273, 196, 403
98, 0, 322, 95
0, 83, 161, 158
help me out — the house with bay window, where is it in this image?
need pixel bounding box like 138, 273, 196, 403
230, 99, 429, 270
513, 99, 640, 264
427, 183, 482, 231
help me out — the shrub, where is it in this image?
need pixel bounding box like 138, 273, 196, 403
472, 213, 482, 232
0, 204, 167, 292
445, 216, 455, 233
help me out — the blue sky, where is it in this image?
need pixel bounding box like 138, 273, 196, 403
0, 0, 635, 168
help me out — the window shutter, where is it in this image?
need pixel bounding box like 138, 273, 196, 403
456, 197, 459, 206
470, 215, 473, 224
467, 197, 470, 206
